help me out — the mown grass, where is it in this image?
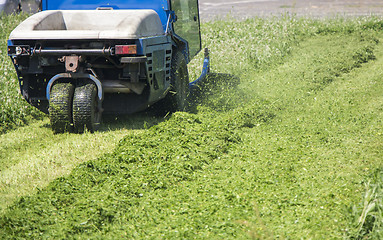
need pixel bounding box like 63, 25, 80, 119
1, 15, 383, 239
0, 14, 170, 215
0, 13, 43, 133
0, 116, 159, 214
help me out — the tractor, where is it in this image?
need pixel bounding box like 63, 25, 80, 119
0, 0, 41, 14
7, 0, 210, 133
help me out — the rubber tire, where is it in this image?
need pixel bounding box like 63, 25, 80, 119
73, 83, 101, 133
168, 50, 190, 111
49, 83, 75, 134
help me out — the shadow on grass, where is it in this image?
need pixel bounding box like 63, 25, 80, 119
99, 111, 165, 132
40, 112, 164, 133
187, 72, 241, 112
41, 72, 240, 133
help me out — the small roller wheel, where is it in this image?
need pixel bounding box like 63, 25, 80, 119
168, 50, 190, 111
49, 83, 74, 134
73, 83, 101, 133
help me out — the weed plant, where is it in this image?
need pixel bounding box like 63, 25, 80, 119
350, 169, 383, 239
1, 15, 383, 239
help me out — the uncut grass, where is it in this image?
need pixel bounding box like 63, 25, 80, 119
1, 16, 383, 239
352, 170, 383, 239
0, 13, 43, 134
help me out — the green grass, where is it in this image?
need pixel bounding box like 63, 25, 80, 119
1, 15, 383, 239
0, 14, 166, 215
0, 117, 156, 214
351, 169, 383, 239
0, 13, 43, 133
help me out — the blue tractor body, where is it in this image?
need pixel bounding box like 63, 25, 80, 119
8, 0, 208, 133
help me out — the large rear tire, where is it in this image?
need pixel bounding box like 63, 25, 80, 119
73, 83, 101, 133
168, 50, 190, 111
49, 83, 75, 134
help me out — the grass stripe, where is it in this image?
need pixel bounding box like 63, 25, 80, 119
2, 16, 383, 239
1, 29, 382, 239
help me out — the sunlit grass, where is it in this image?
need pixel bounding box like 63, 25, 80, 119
0, 117, 149, 213
352, 170, 383, 239
1, 13, 383, 239
0, 13, 43, 133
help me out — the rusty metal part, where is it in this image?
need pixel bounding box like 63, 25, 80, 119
64, 56, 79, 72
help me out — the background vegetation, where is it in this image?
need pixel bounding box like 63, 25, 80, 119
0, 13, 43, 134
1, 13, 383, 239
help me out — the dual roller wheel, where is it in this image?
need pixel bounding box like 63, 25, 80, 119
49, 82, 101, 134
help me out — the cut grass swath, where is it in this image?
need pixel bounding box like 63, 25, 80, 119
1, 15, 383, 239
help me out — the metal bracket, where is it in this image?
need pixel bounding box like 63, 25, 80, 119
120, 56, 147, 63
96, 7, 114, 10
64, 56, 79, 72
46, 73, 103, 102
189, 48, 210, 89
165, 10, 176, 35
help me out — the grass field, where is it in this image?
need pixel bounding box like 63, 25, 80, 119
1, 14, 383, 239
0, 13, 43, 134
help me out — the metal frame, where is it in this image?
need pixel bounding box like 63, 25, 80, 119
46, 73, 103, 101
189, 48, 210, 89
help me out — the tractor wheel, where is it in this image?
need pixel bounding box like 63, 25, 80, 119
168, 50, 190, 111
49, 83, 75, 134
73, 83, 101, 133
